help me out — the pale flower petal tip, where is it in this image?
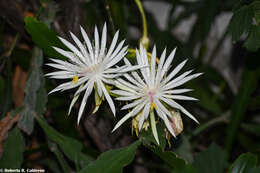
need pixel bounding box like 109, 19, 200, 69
113, 45, 202, 141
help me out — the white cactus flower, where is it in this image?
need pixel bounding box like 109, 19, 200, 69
45, 24, 143, 123
112, 45, 202, 144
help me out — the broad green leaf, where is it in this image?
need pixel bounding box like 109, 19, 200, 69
228, 153, 257, 173
24, 16, 66, 60
36, 116, 93, 168
0, 127, 25, 168
228, 5, 253, 42
244, 25, 260, 51
149, 146, 187, 170
225, 68, 259, 152
192, 143, 227, 173
78, 141, 141, 173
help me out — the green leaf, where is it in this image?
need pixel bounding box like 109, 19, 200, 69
175, 135, 193, 163
149, 146, 187, 170
228, 153, 257, 173
18, 47, 44, 135
244, 25, 260, 52
24, 16, 66, 60
192, 143, 228, 173
225, 68, 259, 153
228, 5, 253, 42
252, 1, 260, 25
78, 141, 141, 173
0, 127, 25, 168
35, 116, 93, 168
140, 122, 166, 149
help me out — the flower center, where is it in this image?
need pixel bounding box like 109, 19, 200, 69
147, 90, 158, 110
148, 91, 154, 102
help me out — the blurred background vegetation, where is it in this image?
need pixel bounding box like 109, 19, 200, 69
0, 0, 260, 172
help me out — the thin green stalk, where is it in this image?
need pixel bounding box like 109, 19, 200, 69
105, 0, 116, 34
134, 0, 149, 49
189, 111, 230, 139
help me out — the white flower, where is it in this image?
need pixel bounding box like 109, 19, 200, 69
112, 45, 202, 144
45, 24, 143, 123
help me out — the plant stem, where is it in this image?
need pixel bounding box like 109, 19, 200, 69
105, 0, 116, 34
134, 0, 149, 48
189, 111, 231, 139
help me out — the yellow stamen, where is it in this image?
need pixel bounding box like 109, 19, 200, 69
72, 75, 78, 84
150, 102, 158, 110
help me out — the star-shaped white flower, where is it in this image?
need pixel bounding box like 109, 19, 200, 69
45, 24, 143, 123
112, 45, 202, 144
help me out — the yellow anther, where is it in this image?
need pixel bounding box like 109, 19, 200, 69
150, 102, 158, 110
72, 75, 78, 84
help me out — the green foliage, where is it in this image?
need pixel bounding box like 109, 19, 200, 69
228, 5, 253, 42
226, 67, 260, 153
192, 143, 228, 173
78, 141, 141, 173
149, 146, 187, 170
228, 153, 258, 173
36, 116, 93, 168
244, 26, 260, 51
18, 47, 46, 135
24, 16, 66, 59
0, 127, 25, 168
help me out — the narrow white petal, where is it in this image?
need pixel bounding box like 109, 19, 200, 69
52, 47, 81, 64
99, 80, 116, 116
116, 95, 141, 101
58, 36, 84, 60
45, 71, 73, 76
123, 73, 144, 89
105, 31, 119, 59
163, 89, 193, 94
163, 59, 188, 84
150, 46, 156, 86
155, 48, 167, 85
70, 32, 89, 64
138, 102, 151, 131
105, 46, 128, 69
112, 90, 136, 97
160, 97, 199, 123
165, 73, 203, 90
96, 80, 103, 98
155, 108, 176, 137
162, 94, 198, 101
78, 80, 94, 124
116, 78, 140, 91
154, 99, 172, 118
68, 84, 85, 115
161, 48, 176, 78
163, 70, 193, 89
94, 26, 100, 62
112, 111, 132, 132
100, 23, 107, 57
121, 98, 145, 110
107, 40, 125, 61
80, 26, 94, 62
